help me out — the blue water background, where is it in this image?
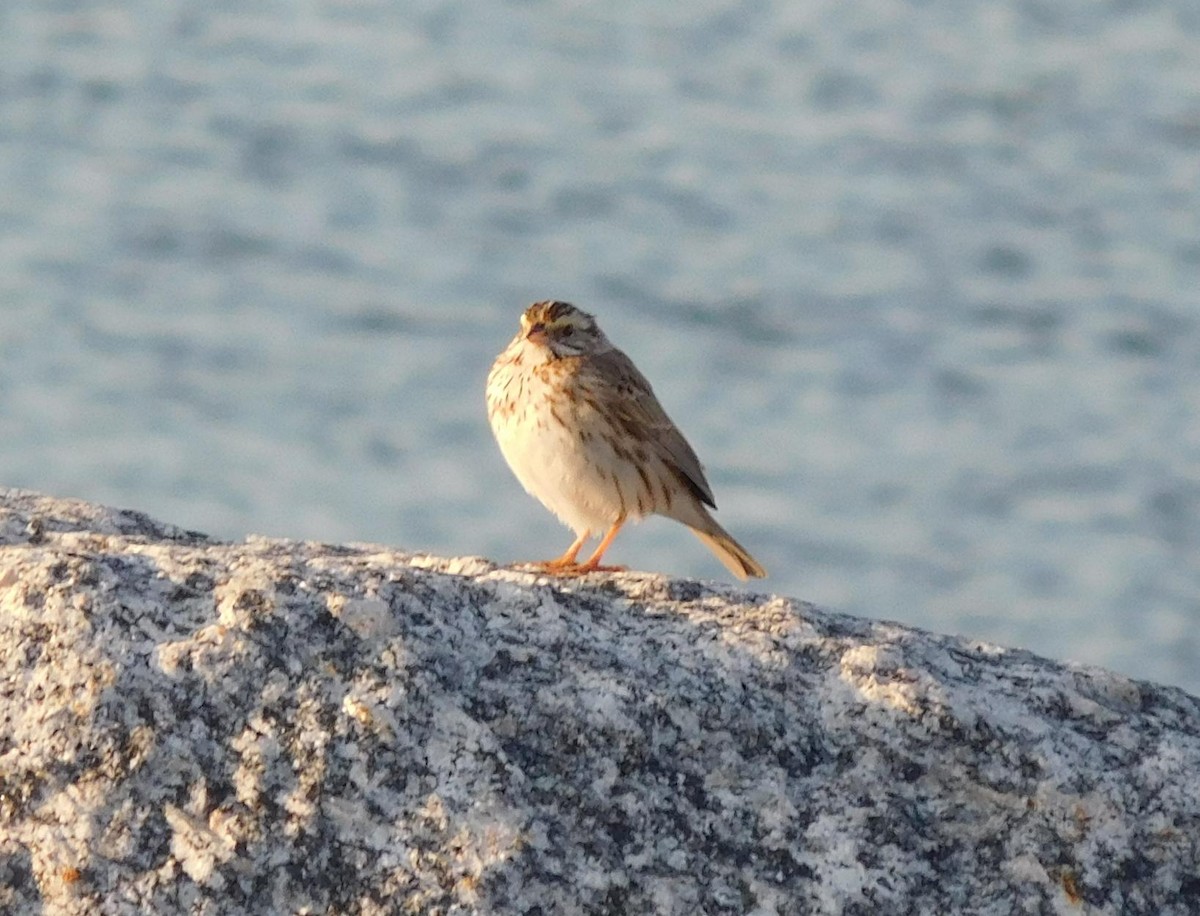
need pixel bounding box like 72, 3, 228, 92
2, 1, 1198, 692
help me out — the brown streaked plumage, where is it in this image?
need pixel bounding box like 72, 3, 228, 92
485, 300, 766, 580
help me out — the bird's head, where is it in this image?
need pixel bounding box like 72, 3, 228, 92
518, 300, 610, 359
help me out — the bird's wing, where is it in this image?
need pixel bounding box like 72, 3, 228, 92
587, 348, 717, 509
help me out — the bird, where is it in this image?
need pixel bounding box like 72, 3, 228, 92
486, 300, 766, 580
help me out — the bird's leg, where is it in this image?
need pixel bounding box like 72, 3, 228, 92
574, 520, 627, 573
541, 531, 590, 569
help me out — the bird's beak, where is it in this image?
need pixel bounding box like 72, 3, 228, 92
526, 322, 548, 345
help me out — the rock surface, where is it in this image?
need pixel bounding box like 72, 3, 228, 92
1, 488, 1198, 915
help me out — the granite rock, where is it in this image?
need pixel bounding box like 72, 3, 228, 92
1, 488, 1198, 915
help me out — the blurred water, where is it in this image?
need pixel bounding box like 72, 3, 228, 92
1, 0, 1198, 693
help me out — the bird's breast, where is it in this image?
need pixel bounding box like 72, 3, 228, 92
487, 358, 657, 532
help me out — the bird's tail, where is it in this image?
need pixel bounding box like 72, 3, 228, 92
689, 515, 767, 581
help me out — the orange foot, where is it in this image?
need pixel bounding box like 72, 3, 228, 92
514, 560, 626, 576
512, 520, 629, 576
514, 558, 578, 574
574, 560, 627, 574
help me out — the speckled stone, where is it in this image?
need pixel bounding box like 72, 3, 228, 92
1, 488, 1198, 915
